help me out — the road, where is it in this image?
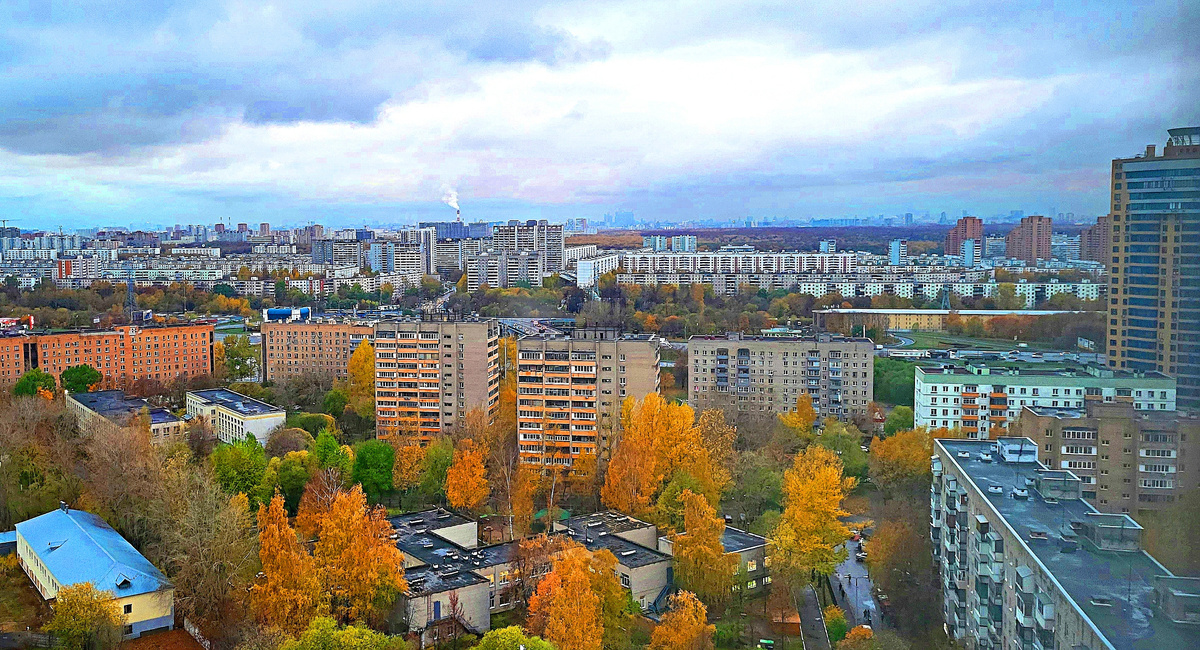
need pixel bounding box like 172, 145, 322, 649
832, 540, 885, 630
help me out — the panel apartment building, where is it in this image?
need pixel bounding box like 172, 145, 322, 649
914, 362, 1177, 439
1011, 398, 1200, 517
0, 323, 214, 385
515, 330, 660, 469
688, 332, 874, 423
492, 220, 564, 273
932, 437, 1200, 650
261, 319, 375, 382
1107, 126, 1200, 411
1004, 215, 1053, 264
374, 319, 501, 440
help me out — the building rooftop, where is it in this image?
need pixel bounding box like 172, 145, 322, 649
563, 527, 671, 569
722, 527, 768, 554
814, 309, 1086, 316
387, 509, 503, 596
71, 390, 181, 427
689, 332, 873, 344
188, 388, 283, 416
938, 438, 1200, 650
14, 507, 171, 598
917, 362, 1174, 382
562, 510, 656, 537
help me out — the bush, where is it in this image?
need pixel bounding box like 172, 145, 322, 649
288, 412, 337, 438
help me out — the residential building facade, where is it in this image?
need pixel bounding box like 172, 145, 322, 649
0, 323, 214, 385
492, 220, 564, 272
515, 330, 660, 469
932, 437, 1200, 649
1010, 398, 1200, 517
261, 320, 375, 382
815, 309, 1085, 335
1107, 126, 1200, 411
67, 390, 186, 445
1004, 215, 1053, 263
185, 388, 286, 445
944, 216, 983, 258
688, 332, 874, 423
1078, 214, 1110, 263
373, 319, 501, 440
914, 362, 1177, 438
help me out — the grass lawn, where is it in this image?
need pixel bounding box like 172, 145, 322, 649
0, 559, 50, 633
902, 331, 1058, 351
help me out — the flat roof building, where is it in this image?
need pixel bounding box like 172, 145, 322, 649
932, 437, 1200, 649
67, 390, 185, 445
261, 319, 374, 382
915, 362, 1176, 439
185, 388, 285, 445
0, 323, 214, 385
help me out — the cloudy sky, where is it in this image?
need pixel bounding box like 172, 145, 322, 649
0, 0, 1195, 230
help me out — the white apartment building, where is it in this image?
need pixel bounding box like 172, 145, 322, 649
185, 388, 286, 445
575, 253, 621, 288
914, 363, 1177, 439
492, 220, 564, 272
619, 249, 857, 274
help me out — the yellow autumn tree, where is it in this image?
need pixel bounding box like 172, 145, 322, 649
313, 485, 405, 624
837, 625, 875, 650
868, 427, 934, 496
387, 435, 426, 492
778, 393, 817, 441
252, 491, 325, 635
42, 582, 124, 650
649, 591, 715, 650
510, 465, 539, 538
673, 490, 737, 610
446, 438, 490, 512
695, 409, 737, 478
771, 445, 857, 584
526, 546, 604, 650
346, 339, 375, 415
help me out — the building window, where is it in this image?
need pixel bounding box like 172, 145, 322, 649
747, 560, 757, 572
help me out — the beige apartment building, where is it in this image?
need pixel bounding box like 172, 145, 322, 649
261, 319, 375, 381
374, 318, 501, 441
688, 332, 874, 424
1010, 397, 1199, 518
516, 329, 660, 470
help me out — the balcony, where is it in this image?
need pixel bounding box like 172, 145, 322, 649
1035, 600, 1054, 630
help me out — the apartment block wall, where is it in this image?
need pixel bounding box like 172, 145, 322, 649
515, 334, 659, 469
687, 333, 874, 424
261, 321, 374, 381
374, 320, 501, 440
0, 323, 213, 385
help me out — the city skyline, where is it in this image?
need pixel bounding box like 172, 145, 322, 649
0, 1, 1196, 229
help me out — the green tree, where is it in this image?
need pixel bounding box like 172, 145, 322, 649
211, 433, 269, 503
476, 626, 556, 650
280, 617, 406, 650
43, 583, 124, 650
313, 429, 352, 475
223, 334, 258, 381
421, 437, 455, 502
352, 439, 395, 500
883, 406, 914, 437
323, 388, 348, 418
60, 365, 103, 394
13, 368, 55, 396
817, 419, 869, 478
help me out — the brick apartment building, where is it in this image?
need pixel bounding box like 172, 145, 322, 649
374, 318, 501, 440
1004, 215, 1053, 264
0, 323, 214, 385
261, 319, 375, 382
943, 216, 983, 257
515, 329, 660, 470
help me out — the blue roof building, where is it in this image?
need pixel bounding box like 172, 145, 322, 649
15, 506, 174, 639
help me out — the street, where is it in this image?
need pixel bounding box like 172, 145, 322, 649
831, 540, 884, 630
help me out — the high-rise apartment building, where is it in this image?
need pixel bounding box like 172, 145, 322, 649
492, 220, 564, 272
1010, 398, 1199, 516
0, 323, 214, 384
515, 330, 660, 469
1004, 215, 1053, 263
311, 239, 366, 267
670, 235, 697, 252
1107, 127, 1200, 411
931, 437, 1200, 650
688, 333, 874, 423
373, 319, 500, 440
914, 362, 1176, 439
943, 216, 983, 257
399, 227, 437, 276
642, 235, 669, 251
261, 320, 375, 382
960, 238, 978, 268
889, 238, 909, 265
464, 250, 544, 291
1078, 214, 1111, 263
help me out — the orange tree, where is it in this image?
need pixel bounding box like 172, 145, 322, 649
672, 490, 736, 610
777, 393, 817, 442
446, 438, 490, 513
649, 591, 714, 650
252, 491, 325, 635
526, 545, 603, 650
313, 485, 405, 624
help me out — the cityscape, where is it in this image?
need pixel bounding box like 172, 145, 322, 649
0, 4, 1197, 650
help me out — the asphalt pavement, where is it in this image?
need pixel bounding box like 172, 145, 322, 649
832, 540, 884, 630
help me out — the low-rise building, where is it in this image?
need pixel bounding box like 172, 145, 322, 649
66, 390, 185, 445
659, 526, 772, 596
1010, 398, 1200, 517
15, 505, 174, 639
556, 511, 673, 611
185, 388, 285, 445
688, 332, 874, 424
915, 362, 1177, 438
516, 330, 659, 469
931, 437, 1200, 649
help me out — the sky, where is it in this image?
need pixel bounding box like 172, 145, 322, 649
0, 0, 1196, 231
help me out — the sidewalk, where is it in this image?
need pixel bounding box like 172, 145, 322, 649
798, 585, 831, 650
831, 542, 883, 629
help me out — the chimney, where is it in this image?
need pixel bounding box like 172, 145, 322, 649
1146, 144, 1156, 158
